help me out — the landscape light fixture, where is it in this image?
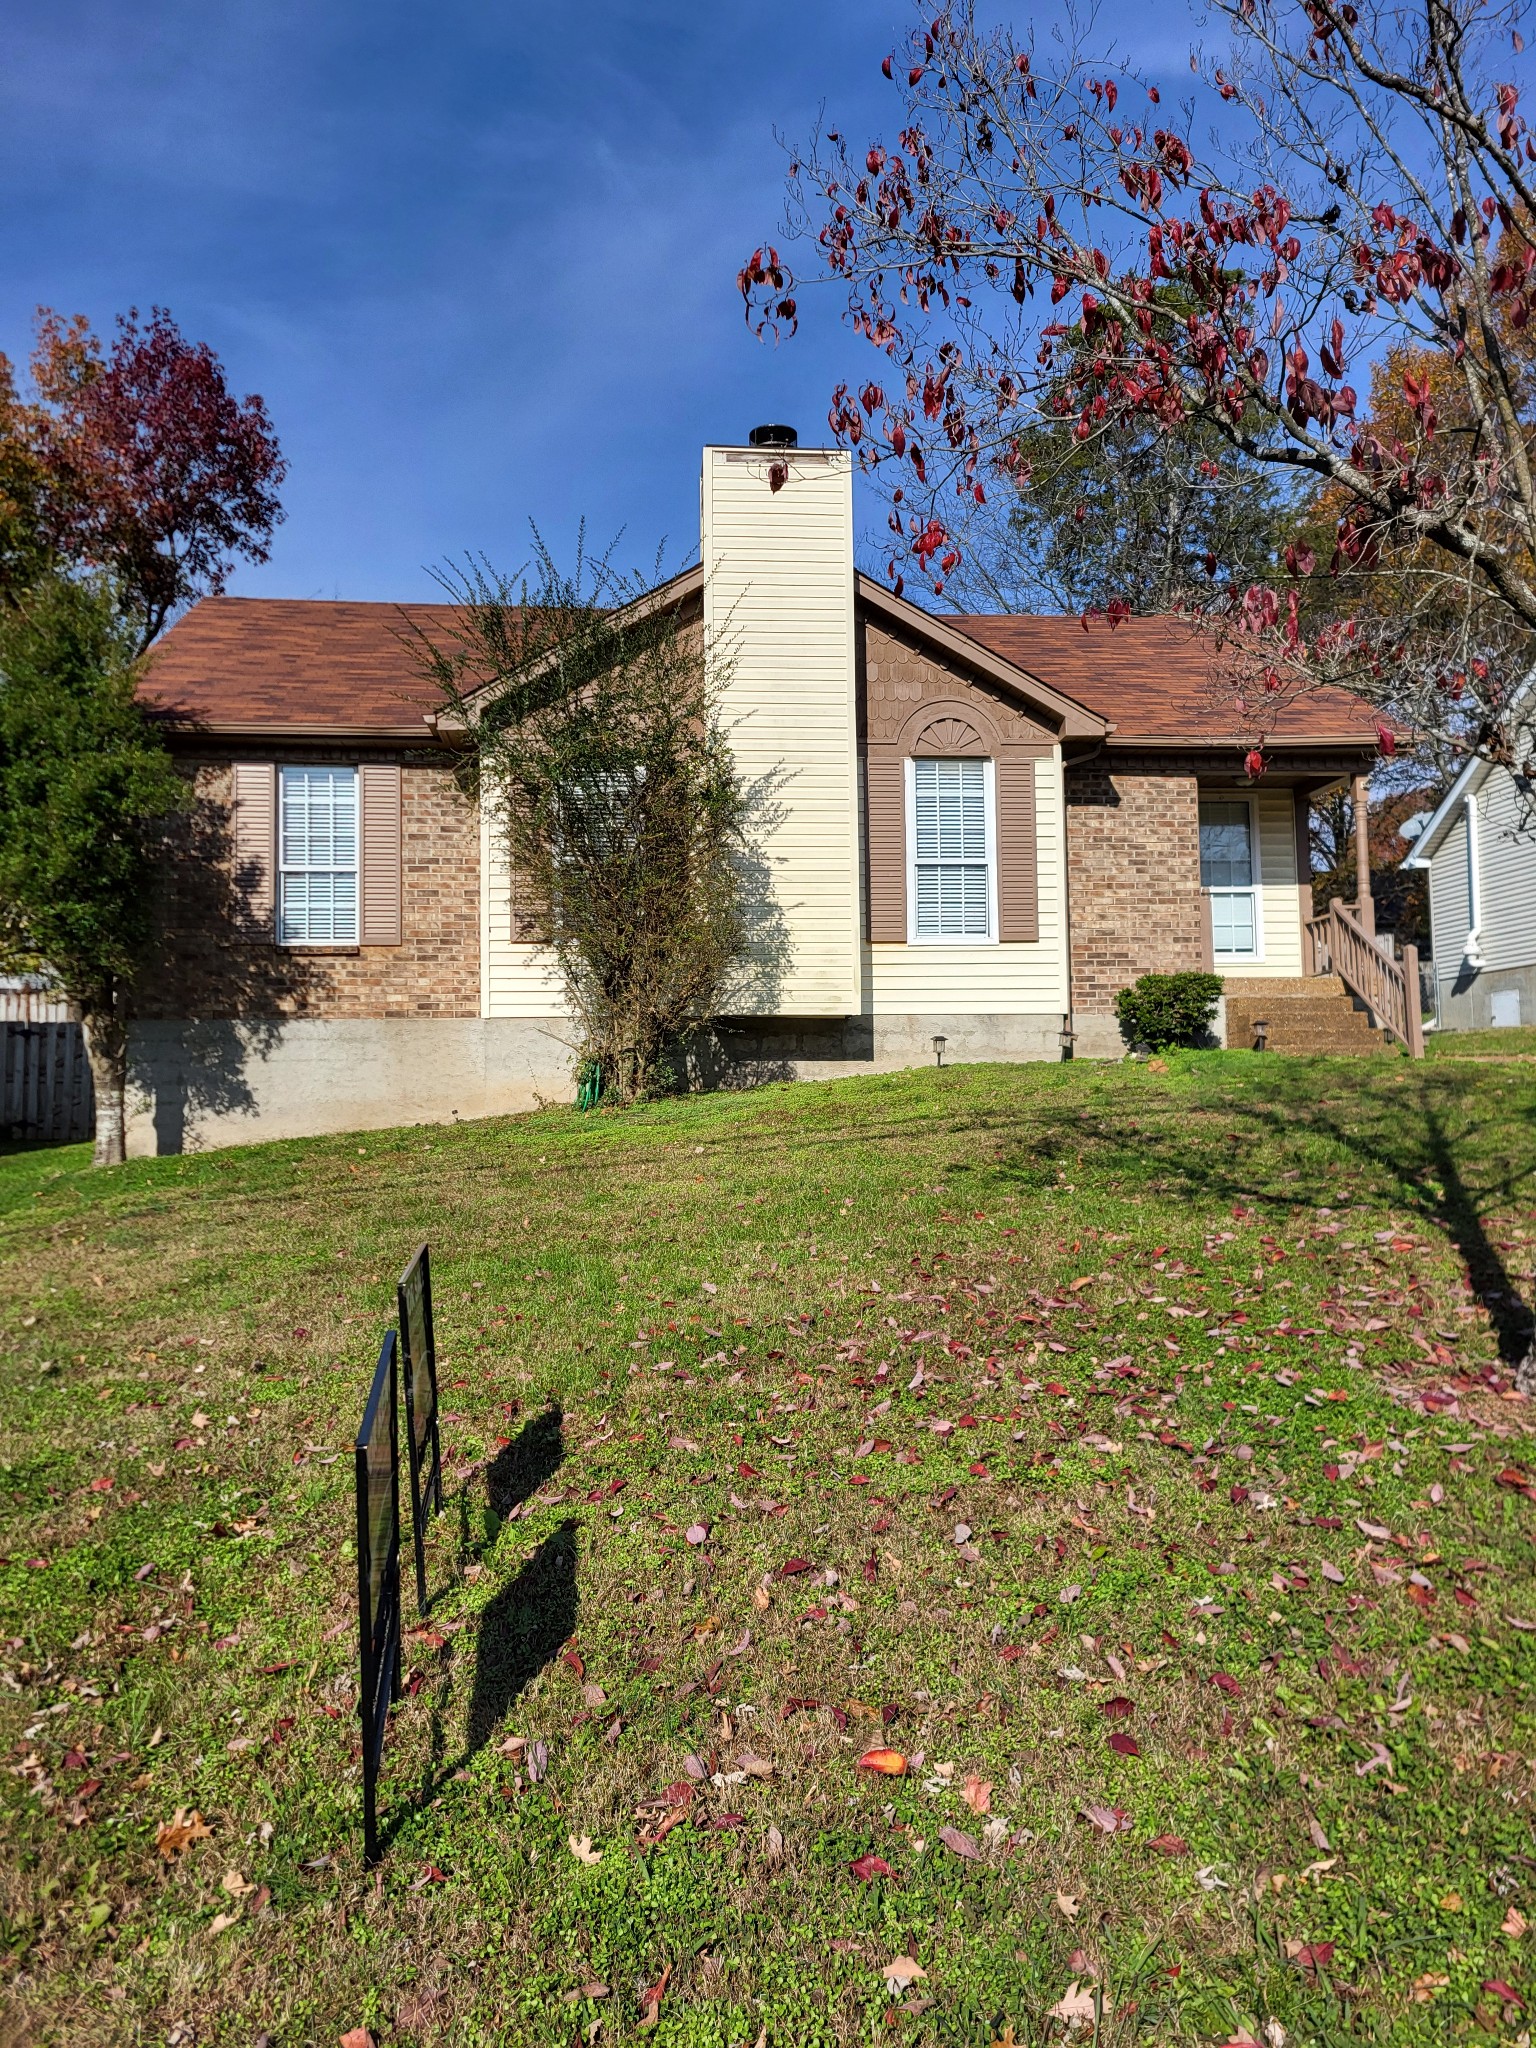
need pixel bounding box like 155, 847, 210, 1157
1253, 1018, 1270, 1052
932, 1034, 947, 1068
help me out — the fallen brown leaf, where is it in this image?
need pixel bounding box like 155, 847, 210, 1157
155, 1809, 213, 1861
881, 1956, 926, 1993
1049, 1981, 1098, 2022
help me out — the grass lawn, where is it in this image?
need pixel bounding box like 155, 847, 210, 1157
1, 1052, 1534, 2048
1426, 1027, 1536, 1061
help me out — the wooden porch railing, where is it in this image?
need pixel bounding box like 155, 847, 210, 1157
1304, 899, 1425, 1056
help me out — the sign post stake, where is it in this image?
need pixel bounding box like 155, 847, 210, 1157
398, 1244, 442, 1613
355, 1329, 402, 1868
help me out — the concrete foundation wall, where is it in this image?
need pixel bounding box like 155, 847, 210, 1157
127, 1017, 581, 1155
126, 1011, 1077, 1155
1433, 960, 1536, 1034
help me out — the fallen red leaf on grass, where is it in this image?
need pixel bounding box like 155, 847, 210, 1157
1148, 1833, 1188, 1855
779, 1557, 812, 1576
638, 1962, 671, 2030
938, 1824, 981, 1860
1079, 1803, 1132, 1834
1101, 1696, 1135, 1720
1292, 1941, 1334, 1978
1483, 1980, 1524, 2008
858, 1748, 908, 1775
850, 1853, 893, 1881
1108, 1731, 1141, 1757
1209, 1673, 1242, 1696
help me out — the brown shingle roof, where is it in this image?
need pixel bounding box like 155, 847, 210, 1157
947, 612, 1380, 746
143, 597, 456, 735
143, 592, 1380, 750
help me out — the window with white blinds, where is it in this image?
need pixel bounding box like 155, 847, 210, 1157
279, 766, 359, 943
909, 757, 994, 940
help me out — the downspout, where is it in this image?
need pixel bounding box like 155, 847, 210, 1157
1464, 789, 1486, 971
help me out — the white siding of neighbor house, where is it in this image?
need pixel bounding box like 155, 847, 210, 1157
1207, 787, 1304, 977
480, 800, 567, 1022
866, 751, 1070, 1014
701, 445, 862, 1016
1428, 806, 1473, 986
1476, 767, 1536, 971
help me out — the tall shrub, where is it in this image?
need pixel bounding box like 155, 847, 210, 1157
415, 542, 751, 1104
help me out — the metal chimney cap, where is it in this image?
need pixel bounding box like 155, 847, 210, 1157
747, 423, 798, 449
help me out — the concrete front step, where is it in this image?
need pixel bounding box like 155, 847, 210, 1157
1225, 981, 1386, 1055
1223, 975, 1346, 1000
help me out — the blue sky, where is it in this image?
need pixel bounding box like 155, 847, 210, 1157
0, 0, 1203, 602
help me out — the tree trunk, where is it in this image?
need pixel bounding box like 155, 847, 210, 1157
82, 998, 128, 1168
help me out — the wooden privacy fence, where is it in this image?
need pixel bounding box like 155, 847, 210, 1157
0, 1023, 94, 1143
1304, 899, 1425, 1057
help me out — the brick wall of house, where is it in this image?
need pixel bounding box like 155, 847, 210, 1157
137, 748, 480, 1020
1065, 757, 1205, 1013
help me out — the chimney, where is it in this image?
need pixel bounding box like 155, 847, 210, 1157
700, 432, 860, 1016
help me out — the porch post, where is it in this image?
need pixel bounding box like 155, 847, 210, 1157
1401, 942, 1425, 1058
1352, 773, 1375, 936
1293, 788, 1315, 973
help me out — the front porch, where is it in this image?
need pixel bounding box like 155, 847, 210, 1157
1199, 769, 1423, 1056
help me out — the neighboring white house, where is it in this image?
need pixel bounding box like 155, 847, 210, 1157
1402, 748, 1536, 1030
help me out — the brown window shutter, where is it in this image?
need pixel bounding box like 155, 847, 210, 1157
865, 754, 907, 940
231, 762, 276, 940
360, 763, 403, 945
996, 758, 1039, 943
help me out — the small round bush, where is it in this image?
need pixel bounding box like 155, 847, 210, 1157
1113, 971, 1223, 1051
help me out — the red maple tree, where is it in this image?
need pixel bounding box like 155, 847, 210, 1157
4, 307, 286, 647
740, 0, 1536, 774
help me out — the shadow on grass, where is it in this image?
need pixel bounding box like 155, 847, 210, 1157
486, 1404, 564, 1520
985, 1059, 1536, 1372
464, 1517, 579, 1756
393, 1407, 574, 1845
390, 1516, 579, 1852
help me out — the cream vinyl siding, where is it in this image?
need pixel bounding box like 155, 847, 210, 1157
867, 754, 1069, 1014
480, 800, 565, 1019
1206, 788, 1304, 977
701, 446, 861, 1015
1477, 767, 1536, 971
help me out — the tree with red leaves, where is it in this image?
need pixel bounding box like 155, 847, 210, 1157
741, 0, 1536, 775
2, 307, 285, 648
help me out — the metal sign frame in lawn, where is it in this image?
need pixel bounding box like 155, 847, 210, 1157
398, 1242, 443, 1611
355, 1329, 403, 1867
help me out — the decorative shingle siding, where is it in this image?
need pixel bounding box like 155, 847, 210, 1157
1065, 758, 1205, 1014
139, 749, 479, 1020
861, 617, 1054, 750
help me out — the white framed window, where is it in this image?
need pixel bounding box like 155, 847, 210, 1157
907, 756, 997, 943
1200, 796, 1263, 960
279, 765, 358, 944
